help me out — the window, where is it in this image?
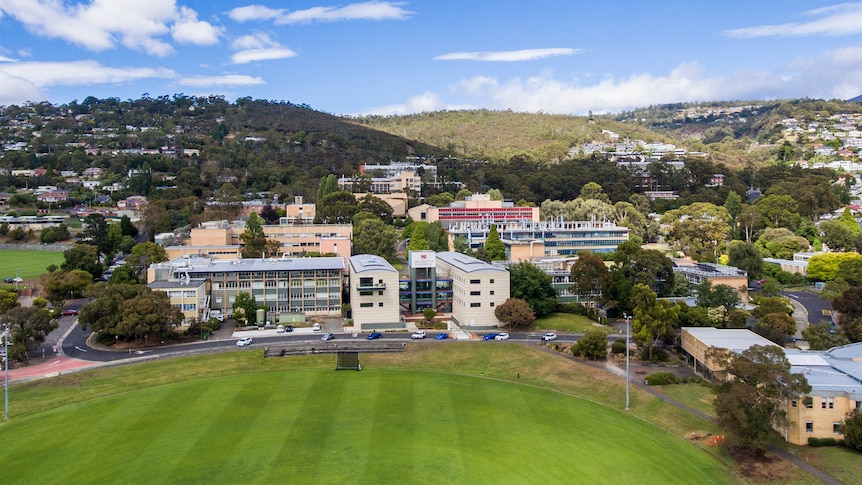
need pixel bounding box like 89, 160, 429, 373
828, 398, 834, 409
822, 398, 827, 409
806, 422, 814, 433
805, 397, 813, 409
470, 291, 481, 296
470, 302, 481, 307
490, 302, 494, 307
470, 279, 480, 284
359, 302, 373, 308
834, 422, 841, 434
791, 399, 797, 408
489, 290, 494, 295
489, 279, 494, 284
378, 302, 383, 307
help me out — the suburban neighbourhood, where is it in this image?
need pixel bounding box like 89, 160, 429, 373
2, 96, 862, 483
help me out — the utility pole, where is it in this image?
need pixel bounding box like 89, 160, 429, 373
624, 313, 631, 411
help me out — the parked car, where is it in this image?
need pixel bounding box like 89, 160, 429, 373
236, 337, 253, 347
494, 332, 510, 340
542, 332, 557, 341
276, 325, 285, 333
60, 309, 79, 316
283, 325, 293, 332
435, 333, 449, 340
482, 333, 499, 341
312, 323, 321, 331
321, 333, 334, 341
411, 330, 426, 339
366, 332, 383, 340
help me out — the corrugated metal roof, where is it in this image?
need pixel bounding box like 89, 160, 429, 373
350, 254, 397, 273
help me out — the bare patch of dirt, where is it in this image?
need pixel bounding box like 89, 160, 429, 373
736, 453, 795, 482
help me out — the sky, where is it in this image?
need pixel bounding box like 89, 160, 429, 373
2, 1, 862, 116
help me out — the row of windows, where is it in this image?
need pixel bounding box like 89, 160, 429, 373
173, 303, 196, 311
804, 421, 842, 434
792, 397, 835, 409
358, 302, 386, 308
469, 290, 495, 296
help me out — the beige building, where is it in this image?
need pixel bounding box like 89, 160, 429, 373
409, 194, 540, 226
436, 252, 510, 330
680, 327, 779, 381
165, 245, 242, 260
681, 328, 862, 446
147, 278, 210, 324
348, 255, 402, 330
188, 220, 352, 261
784, 345, 862, 445
352, 192, 409, 217
673, 259, 749, 303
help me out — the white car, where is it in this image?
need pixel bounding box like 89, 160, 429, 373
312, 323, 321, 331
494, 332, 510, 341
276, 325, 285, 333
236, 337, 253, 347
411, 330, 426, 339
542, 332, 557, 341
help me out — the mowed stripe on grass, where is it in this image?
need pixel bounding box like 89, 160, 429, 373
0, 369, 730, 484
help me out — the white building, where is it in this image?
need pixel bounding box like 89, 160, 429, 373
349, 255, 402, 330
436, 252, 510, 330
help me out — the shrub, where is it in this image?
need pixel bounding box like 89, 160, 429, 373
652, 347, 669, 363
645, 372, 678, 386
819, 437, 838, 447
808, 437, 822, 447
611, 338, 627, 354
557, 302, 587, 315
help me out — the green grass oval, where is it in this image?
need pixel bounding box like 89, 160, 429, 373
0, 369, 729, 484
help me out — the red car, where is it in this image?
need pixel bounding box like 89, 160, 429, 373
60, 309, 79, 316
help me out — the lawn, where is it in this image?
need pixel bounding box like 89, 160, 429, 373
0, 345, 825, 484
535, 312, 617, 334
654, 382, 716, 417
0, 249, 64, 281
0, 370, 730, 484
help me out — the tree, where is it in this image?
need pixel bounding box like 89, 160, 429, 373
80, 284, 180, 342
839, 409, 862, 451
661, 203, 731, 262
0, 288, 19, 314
631, 283, 679, 361
695, 281, 740, 311
801, 323, 849, 350
507, 262, 557, 317
129, 242, 168, 278
316, 174, 339, 201
833, 286, 862, 323
240, 212, 267, 258
571, 328, 609, 360
40, 269, 93, 308
61, 243, 103, 279
407, 223, 430, 251
808, 252, 862, 281
353, 218, 397, 260
570, 251, 608, 303
484, 224, 505, 261
314, 190, 358, 223
1, 305, 56, 360
233, 292, 261, 326
494, 298, 536, 328
760, 312, 796, 337
259, 204, 280, 225
820, 218, 860, 252
109, 265, 140, 285
836, 258, 862, 286
40, 224, 70, 244
710, 345, 810, 456
578, 182, 611, 203
727, 240, 763, 279
357, 194, 394, 225
78, 213, 113, 257
755, 194, 801, 231
752, 296, 792, 319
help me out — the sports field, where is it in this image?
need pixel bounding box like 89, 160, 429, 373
0, 249, 64, 280
0, 343, 743, 484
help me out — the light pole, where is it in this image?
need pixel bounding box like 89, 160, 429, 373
4, 323, 9, 420
624, 313, 630, 411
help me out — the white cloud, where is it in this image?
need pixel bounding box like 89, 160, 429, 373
232, 48, 297, 64
172, 6, 222, 45
0, 55, 17, 62
176, 74, 265, 88
724, 2, 862, 38
0, 60, 175, 87
228, 1, 414, 25
0, 70, 42, 105
361, 92, 446, 116
0, 0, 220, 56
229, 33, 296, 64
435, 48, 578, 62
227, 4, 283, 22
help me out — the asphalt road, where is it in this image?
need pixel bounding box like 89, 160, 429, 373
782, 290, 834, 325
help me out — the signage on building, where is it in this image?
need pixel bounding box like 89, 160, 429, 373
409, 250, 436, 268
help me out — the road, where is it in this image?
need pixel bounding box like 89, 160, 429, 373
782, 290, 834, 326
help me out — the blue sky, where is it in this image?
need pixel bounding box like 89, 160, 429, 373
1, 1, 862, 115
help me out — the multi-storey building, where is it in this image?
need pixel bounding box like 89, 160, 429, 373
186, 219, 352, 261
436, 252, 510, 330
409, 194, 540, 227
448, 220, 629, 260
147, 278, 210, 324
349, 255, 401, 330
673, 260, 749, 303
148, 255, 345, 320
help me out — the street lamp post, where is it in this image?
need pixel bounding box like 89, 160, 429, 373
4, 323, 9, 420
624, 313, 631, 411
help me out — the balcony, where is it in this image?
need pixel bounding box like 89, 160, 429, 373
357, 281, 386, 291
